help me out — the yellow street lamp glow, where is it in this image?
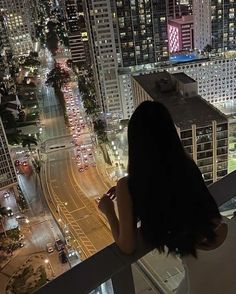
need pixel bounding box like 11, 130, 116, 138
64, 202, 68, 206
25, 219, 30, 224
44, 259, 49, 264
58, 218, 62, 222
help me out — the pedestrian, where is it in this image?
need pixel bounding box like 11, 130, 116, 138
98, 101, 236, 294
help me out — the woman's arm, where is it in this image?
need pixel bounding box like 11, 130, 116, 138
98, 177, 137, 254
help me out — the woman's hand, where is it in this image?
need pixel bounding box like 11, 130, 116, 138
98, 194, 115, 216
106, 186, 116, 200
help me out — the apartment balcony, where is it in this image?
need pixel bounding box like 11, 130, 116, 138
37, 171, 236, 294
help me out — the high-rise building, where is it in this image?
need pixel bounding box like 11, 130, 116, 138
84, 0, 171, 117
64, 0, 89, 67
167, 0, 192, 19
193, 0, 236, 52
0, 119, 17, 189
132, 71, 228, 185
168, 15, 194, 52
84, 0, 122, 115
0, 0, 35, 55
115, 0, 168, 67
211, 0, 236, 52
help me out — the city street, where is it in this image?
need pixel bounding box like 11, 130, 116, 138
0, 172, 69, 293
39, 50, 113, 259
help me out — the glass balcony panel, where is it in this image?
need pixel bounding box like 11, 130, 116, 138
90, 280, 114, 294
36, 172, 236, 294
219, 195, 236, 218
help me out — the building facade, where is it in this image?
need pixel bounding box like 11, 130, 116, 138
131, 71, 228, 185
119, 52, 236, 118
0, 0, 35, 55
84, 0, 122, 115
193, 0, 211, 50
84, 0, 171, 116
0, 119, 17, 189
64, 0, 90, 66
193, 0, 236, 52
168, 15, 194, 52
167, 54, 236, 104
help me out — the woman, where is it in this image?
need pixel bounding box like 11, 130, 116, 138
98, 101, 236, 293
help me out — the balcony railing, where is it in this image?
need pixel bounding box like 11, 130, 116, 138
37, 171, 236, 294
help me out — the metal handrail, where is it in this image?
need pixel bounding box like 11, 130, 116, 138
36, 171, 236, 294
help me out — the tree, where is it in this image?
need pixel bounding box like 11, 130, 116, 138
6, 133, 37, 150
66, 59, 73, 68
0, 105, 17, 129
46, 31, 59, 56
203, 44, 212, 53
47, 21, 57, 32
46, 64, 70, 89
22, 57, 40, 68
82, 94, 99, 118
0, 212, 7, 237
29, 51, 39, 58
93, 119, 108, 143
21, 135, 37, 151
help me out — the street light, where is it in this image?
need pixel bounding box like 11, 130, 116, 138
44, 259, 49, 264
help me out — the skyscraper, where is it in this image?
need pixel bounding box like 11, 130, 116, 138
168, 15, 194, 52
211, 0, 236, 52
84, 0, 171, 117
84, 0, 122, 115
64, 0, 89, 67
0, 0, 35, 55
193, 0, 236, 51
115, 0, 168, 67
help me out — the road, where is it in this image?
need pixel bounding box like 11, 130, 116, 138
39, 50, 113, 259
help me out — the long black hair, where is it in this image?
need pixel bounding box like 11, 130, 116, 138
127, 101, 221, 257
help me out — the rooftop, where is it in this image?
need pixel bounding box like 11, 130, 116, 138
168, 15, 193, 25
133, 72, 227, 129
172, 72, 196, 84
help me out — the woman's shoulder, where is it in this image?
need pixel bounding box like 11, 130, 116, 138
117, 176, 128, 187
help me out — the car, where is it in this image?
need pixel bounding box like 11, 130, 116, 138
4, 192, 10, 198
6, 207, 13, 217
59, 251, 68, 263
22, 161, 28, 166
55, 239, 64, 251
16, 215, 25, 220
46, 243, 54, 253
79, 167, 84, 172
14, 160, 20, 166
18, 234, 24, 241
